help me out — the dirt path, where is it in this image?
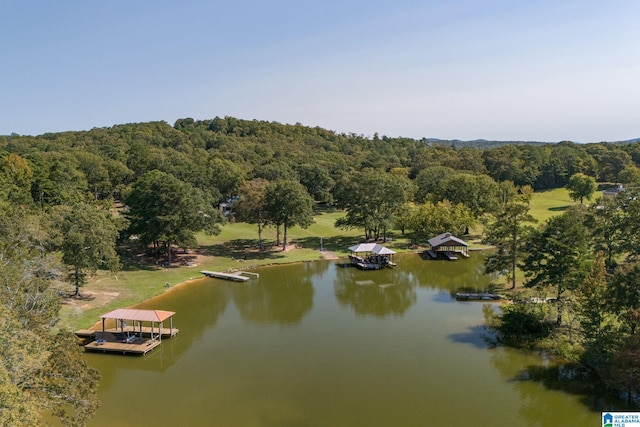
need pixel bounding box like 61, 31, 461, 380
320, 250, 339, 260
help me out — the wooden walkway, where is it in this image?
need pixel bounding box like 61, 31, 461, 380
200, 270, 259, 281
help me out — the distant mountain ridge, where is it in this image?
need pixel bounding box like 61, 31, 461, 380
424, 137, 640, 149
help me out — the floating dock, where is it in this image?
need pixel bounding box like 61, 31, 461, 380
455, 293, 505, 301
200, 270, 259, 281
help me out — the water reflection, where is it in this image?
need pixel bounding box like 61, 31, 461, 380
231, 274, 313, 326
333, 264, 417, 318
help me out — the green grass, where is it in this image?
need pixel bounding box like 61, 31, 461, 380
61, 190, 577, 330
529, 188, 578, 223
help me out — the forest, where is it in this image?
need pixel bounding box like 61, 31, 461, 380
2, 116, 640, 425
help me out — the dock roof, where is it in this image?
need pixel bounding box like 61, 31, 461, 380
348, 243, 396, 255
101, 308, 176, 323
428, 233, 468, 248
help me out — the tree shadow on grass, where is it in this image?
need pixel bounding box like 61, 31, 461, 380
548, 206, 570, 212
117, 245, 163, 272
295, 234, 411, 253
197, 239, 288, 261
295, 235, 358, 253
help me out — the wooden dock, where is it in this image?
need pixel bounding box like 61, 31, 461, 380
84, 337, 162, 355
75, 326, 179, 339
200, 270, 252, 281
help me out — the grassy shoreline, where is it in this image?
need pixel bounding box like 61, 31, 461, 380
60, 189, 576, 330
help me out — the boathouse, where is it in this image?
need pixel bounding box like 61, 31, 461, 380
79, 308, 179, 355
348, 243, 397, 269
424, 233, 469, 260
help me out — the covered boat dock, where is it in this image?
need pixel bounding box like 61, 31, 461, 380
424, 233, 469, 260
80, 308, 178, 355
348, 243, 397, 270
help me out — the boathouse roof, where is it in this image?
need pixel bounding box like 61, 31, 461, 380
428, 233, 468, 248
101, 308, 176, 323
348, 243, 396, 255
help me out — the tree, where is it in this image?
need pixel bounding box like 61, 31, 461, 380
0, 207, 100, 426
335, 169, 415, 241
619, 165, 640, 186
521, 207, 590, 325
408, 200, 474, 242
585, 196, 626, 270
597, 148, 632, 183
296, 163, 334, 204
607, 332, 640, 403
125, 170, 224, 264
566, 173, 597, 204
59, 202, 123, 296
484, 198, 537, 289
414, 166, 456, 203
576, 252, 622, 369
234, 178, 270, 250
609, 262, 640, 335
1, 153, 34, 206
431, 172, 501, 219
206, 157, 245, 200
265, 180, 314, 250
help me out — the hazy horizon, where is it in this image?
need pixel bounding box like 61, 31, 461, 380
2, 1, 639, 142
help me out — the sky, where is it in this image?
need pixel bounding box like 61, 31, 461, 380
1, 1, 639, 142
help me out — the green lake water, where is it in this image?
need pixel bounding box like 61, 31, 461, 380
85, 253, 620, 426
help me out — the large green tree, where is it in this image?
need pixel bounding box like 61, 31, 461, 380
234, 178, 270, 250
521, 207, 591, 325
335, 169, 415, 241
585, 195, 626, 270
566, 172, 597, 204
58, 202, 124, 296
576, 252, 622, 369
408, 200, 474, 242
264, 180, 314, 250
125, 170, 224, 264
484, 198, 536, 289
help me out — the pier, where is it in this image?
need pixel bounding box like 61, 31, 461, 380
200, 270, 259, 281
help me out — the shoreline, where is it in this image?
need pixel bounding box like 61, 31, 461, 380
71, 243, 493, 331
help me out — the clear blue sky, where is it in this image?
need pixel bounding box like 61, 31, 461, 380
2, 1, 639, 142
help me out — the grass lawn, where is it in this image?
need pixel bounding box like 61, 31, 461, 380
60, 190, 578, 330
529, 187, 577, 223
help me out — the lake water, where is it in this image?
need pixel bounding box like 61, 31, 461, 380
85, 253, 618, 426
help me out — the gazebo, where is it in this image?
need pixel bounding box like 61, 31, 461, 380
425, 233, 469, 260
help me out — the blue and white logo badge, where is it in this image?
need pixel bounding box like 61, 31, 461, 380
603, 412, 640, 426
